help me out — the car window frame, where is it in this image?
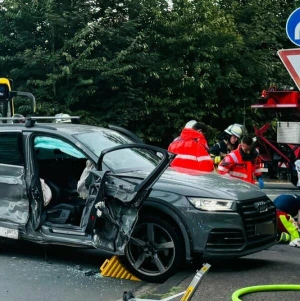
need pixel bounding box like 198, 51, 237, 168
73, 130, 161, 173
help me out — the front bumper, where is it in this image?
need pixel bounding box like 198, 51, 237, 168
183, 196, 276, 258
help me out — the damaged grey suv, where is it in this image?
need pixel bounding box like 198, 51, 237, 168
0, 119, 276, 283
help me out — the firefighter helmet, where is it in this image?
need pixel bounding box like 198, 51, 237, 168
12, 114, 25, 123
185, 120, 197, 129
54, 113, 71, 123
224, 124, 243, 138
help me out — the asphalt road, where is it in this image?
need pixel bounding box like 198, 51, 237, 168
0, 240, 143, 301
158, 244, 300, 301
0, 182, 299, 301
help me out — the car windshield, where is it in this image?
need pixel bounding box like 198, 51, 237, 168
74, 129, 160, 173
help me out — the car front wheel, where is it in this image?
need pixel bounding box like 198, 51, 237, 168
122, 215, 183, 283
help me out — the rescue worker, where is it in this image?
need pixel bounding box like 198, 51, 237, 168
168, 121, 214, 172
217, 135, 264, 188
273, 194, 300, 247
274, 194, 300, 218
276, 209, 300, 247
210, 124, 243, 166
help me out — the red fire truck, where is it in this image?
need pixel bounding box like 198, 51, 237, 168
251, 87, 300, 187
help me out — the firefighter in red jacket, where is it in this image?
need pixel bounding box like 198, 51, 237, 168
217, 135, 264, 188
168, 121, 214, 172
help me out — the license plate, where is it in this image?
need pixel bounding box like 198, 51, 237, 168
255, 222, 275, 235
0, 226, 19, 239
261, 168, 268, 172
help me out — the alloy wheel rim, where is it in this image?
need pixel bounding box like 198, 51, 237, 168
126, 222, 176, 276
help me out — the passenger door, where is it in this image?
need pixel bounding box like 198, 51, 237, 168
27, 134, 87, 230
0, 132, 29, 237
83, 144, 175, 254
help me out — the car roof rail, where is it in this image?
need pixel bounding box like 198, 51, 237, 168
0, 116, 81, 128
25, 116, 81, 128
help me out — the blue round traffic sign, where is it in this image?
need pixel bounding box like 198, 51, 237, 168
286, 8, 300, 47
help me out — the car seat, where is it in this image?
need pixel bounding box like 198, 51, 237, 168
45, 180, 85, 225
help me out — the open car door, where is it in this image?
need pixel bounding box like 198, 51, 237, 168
82, 144, 175, 254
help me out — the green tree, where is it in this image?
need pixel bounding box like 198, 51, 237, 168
0, 0, 298, 147
0, 0, 100, 117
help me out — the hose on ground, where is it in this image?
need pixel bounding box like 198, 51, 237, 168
232, 284, 300, 301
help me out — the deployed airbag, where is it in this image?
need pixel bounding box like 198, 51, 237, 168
34, 136, 85, 159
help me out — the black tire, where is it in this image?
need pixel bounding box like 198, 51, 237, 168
121, 215, 183, 283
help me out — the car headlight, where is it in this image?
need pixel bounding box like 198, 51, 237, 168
187, 197, 235, 211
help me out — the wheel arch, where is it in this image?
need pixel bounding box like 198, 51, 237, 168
140, 199, 192, 262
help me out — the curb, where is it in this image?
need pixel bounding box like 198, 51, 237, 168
115, 270, 193, 301
141, 271, 192, 299
115, 281, 157, 301
130, 271, 193, 301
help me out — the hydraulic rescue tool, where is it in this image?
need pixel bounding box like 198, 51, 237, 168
122, 263, 211, 301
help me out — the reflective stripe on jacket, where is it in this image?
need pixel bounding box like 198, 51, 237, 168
217, 145, 262, 183
168, 128, 214, 172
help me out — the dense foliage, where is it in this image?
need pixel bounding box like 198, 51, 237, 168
0, 0, 299, 147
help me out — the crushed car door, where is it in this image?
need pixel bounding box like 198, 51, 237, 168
82, 144, 175, 254
0, 132, 29, 237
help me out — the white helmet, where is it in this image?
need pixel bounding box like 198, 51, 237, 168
184, 120, 197, 129
12, 114, 25, 123
54, 113, 71, 123
224, 124, 243, 138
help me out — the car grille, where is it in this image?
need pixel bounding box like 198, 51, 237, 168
206, 196, 276, 251
237, 196, 276, 248
206, 229, 245, 249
